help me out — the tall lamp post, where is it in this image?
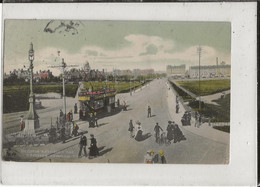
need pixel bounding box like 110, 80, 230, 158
24, 43, 39, 133
197, 46, 202, 111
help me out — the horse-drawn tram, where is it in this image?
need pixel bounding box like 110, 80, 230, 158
78, 87, 117, 120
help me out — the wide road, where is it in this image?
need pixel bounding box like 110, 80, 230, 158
7, 78, 229, 164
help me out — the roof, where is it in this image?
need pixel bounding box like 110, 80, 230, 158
190, 65, 231, 69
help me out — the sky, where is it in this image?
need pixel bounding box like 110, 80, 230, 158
4, 20, 231, 76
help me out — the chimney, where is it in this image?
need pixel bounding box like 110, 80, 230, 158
216, 57, 218, 66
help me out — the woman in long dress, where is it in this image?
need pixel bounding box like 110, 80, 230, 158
134, 121, 143, 141
89, 134, 99, 157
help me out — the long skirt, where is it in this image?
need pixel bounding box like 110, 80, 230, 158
89, 145, 99, 156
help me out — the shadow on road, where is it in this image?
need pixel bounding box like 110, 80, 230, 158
99, 147, 113, 156
135, 133, 151, 142
98, 123, 109, 127
150, 114, 156, 117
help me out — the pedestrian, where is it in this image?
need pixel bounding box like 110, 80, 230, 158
147, 106, 151, 118
166, 121, 174, 143
79, 109, 83, 120
89, 134, 99, 158
173, 124, 186, 143
72, 122, 79, 137
128, 119, 134, 138
195, 112, 200, 127
74, 103, 78, 114
176, 103, 179, 113
66, 112, 70, 122
144, 150, 153, 164
78, 135, 87, 158
123, 101, 127, 111
187, 111, 191, 126
158, 150, 167, 164
117, 98, 120, 107
59, 109, 64, 117
89, 112, 95, 128
49, 125, 57, 143
60, 125, 66, 143
94, 112, 98, 127
176, 95, 178, 103
154, 122, 163, 143
69, 110, 73, 122
20, 115, 25, 131
134, 121, 143, 141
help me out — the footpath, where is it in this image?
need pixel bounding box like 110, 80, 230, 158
166, 81, 230, 145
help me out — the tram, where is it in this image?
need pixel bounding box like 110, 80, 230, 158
78, 87, 117, 120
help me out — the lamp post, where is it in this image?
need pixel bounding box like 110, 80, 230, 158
24, 43, 39, 133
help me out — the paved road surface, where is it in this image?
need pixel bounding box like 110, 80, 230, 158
4, 78, 229, 164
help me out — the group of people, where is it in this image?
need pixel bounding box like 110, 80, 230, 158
88, 111, 99, 128
49, 120, 80, 143
144, 150, 166, 164
78, 134, 99, 158
153, 121, 186, 145
181, 111, 192, 126
166, 121, 186, 144
128, 120, 144, 141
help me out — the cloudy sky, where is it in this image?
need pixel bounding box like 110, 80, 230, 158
4, 20, 231, 76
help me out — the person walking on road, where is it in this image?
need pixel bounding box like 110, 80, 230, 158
94, 112, 98, 127
20, 115, 25, 131
147, 106, 152, 118
154, 122, 163, 143
128, 119, 134, 138
60, 109, 64, 117
72, 122, 79, 137
195, 111, 200, 128
117, 98, 120, 108
123, 101, 127, 111
176, 103, 179, 114
60, 125, 66, 143
89, 134, 99, 158
158, 150, 167, 164
78, 135, 87, 158
74, 103, 78, 114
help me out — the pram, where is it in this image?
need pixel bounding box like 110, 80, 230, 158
159, 132, 170, 146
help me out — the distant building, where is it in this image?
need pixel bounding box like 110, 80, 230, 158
115, 68, 154, 76
189, 64, 231, 78
166, 65, 186, 76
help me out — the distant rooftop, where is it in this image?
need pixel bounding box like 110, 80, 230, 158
190, 64, 231, 69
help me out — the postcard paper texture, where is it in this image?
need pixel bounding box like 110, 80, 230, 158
2, 20, 231, 164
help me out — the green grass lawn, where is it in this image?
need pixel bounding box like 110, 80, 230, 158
176, 79, 230, 96
3, 84, 78, 113
83, 81, 144, 93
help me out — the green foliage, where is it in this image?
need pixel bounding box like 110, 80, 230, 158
3, 84, 78, 113
213, 126, 230, 133
170, 80, 230, 122
83, 81, 146, 93
188, 94, 230, 122
176, 79, 230, 96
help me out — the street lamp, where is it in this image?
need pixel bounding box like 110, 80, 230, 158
24, 42, 40, 134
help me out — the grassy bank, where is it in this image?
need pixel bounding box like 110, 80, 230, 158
83, 81, 147, 93
188, 94, 230, 122
176, 79, 230, 96
170, 80, 230, 123
3, 84, 78, 113
213, 126, 230, 133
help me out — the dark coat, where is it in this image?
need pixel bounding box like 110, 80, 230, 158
79, 136, 87, 146
89, 137, 99, 156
